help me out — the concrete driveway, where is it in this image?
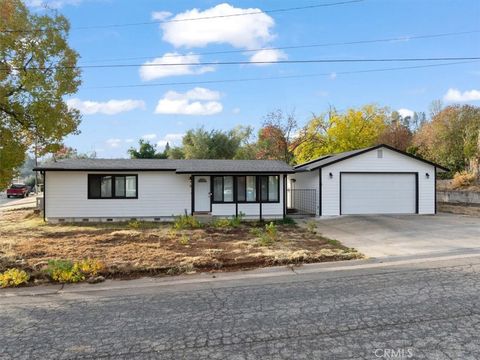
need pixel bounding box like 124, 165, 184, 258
314, 213, 480, 258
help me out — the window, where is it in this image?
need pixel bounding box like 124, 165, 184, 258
212, 176, 234, 203
88, 175, 137, 199
236, 176, 257, 202
260, 176, 279, 202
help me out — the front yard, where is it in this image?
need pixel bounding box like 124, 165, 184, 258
0, 210, 362, 286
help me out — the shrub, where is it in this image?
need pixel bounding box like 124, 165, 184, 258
173, 215, 202, 230
306, 219, 317, 234
76, 259, 105, 276
452, 171, 476, 189
46, 259, 105, 283
0, 268, 30, 288
179, 234, 190, 246
211, 218, 231, 228
127, 220, 140, 229
253, 222, 278, 246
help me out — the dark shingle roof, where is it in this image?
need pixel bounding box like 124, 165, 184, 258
294, 147, 375, 172
34, 159, 294, 173
293, 144, 449, 172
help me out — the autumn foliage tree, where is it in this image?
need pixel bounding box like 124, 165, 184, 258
294, 105, 388, 163
413, 104, 480, 176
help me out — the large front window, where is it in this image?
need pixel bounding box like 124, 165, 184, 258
88, 175, 137, 199
212, 175, 279, 203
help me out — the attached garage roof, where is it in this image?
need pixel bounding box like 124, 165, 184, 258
34, 159, 294, 174
294, 144, 449, 172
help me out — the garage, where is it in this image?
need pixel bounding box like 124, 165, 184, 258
288, 144, 449, 216
340, 172, 417, 215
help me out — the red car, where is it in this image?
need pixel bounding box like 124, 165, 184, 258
6, 184, 30, 198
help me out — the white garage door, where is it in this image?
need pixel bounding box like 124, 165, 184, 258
341, 173, 416, 215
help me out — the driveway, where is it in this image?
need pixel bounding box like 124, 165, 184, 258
314, 213, 480, 258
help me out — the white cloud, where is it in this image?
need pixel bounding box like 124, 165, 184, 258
397, 108, 414, 118
152, 11, 172, 21
443, 88, 480, 102
142, 133, 157, 140
157, 133, 185, 148
249, 49, 287, 65
232, 107, 241, 114
160, 3, 276, 49
154, 87, 223, 115
67, 98, 145, 115
139, 52, 214, 81
125, 139, 134, 143
26, 0, 82, 8
106, 139, 122, 148
329, 72, 337, 80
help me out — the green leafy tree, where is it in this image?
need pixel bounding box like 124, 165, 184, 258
0, 0, 81, 188
128, 140, 168, 159
182, 126, 253, 159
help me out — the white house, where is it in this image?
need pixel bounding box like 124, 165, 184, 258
287, 144, 448, 216
35, 159, 293, 222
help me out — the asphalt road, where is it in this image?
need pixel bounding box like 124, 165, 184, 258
1, 255, 479, 360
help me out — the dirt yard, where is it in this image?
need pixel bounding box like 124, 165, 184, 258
0, 210, 362, 282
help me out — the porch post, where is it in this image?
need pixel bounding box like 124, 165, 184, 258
191, 175, 195, 215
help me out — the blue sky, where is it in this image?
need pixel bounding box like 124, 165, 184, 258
30, 0, 480, 158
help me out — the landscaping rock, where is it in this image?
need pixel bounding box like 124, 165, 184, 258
87, 276, 105, 284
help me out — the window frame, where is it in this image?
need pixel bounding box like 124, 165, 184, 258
88, 174, 138, 199
211, 176, 235, 204
259, 175, 280, 203
211, 175, 280, 204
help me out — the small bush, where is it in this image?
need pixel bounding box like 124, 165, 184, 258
452, 171, 476, 189
0, 268, 30, 288
179, 234, 190, 246
253, 222, 278, 246
127, 220, 140, 229
211, 218, 231, 228
173, 215, 202, 230
306, 220, 317, 234
77, 259, 105, 276
46, 259, 105, 283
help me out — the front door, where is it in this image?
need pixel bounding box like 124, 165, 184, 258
194, 176, 211, 212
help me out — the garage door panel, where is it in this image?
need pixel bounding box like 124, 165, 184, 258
341, 173, 416, 215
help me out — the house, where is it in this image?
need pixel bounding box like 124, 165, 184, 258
287, 144, 449, 216
34, 159, 294, 222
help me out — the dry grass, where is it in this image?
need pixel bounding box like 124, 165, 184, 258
0, 210, 362, 281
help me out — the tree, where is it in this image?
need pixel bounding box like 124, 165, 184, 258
128, 140, 168, 159
378, 111, 413, 151
0, 0, 81, 188
294, 105, 387, 163
413, 104, 480, 176
182, 126, 253, 159
256, 109, 305, 164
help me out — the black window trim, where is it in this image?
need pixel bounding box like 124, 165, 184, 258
211, 175, 235, 204
88, 174, 138, 199
211, 175, 280, 204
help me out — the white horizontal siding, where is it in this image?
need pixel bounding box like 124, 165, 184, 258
321, 148, 435, 215
45, 171, 191, 219
212, 203, 236, 216
287, 171, 320, 215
